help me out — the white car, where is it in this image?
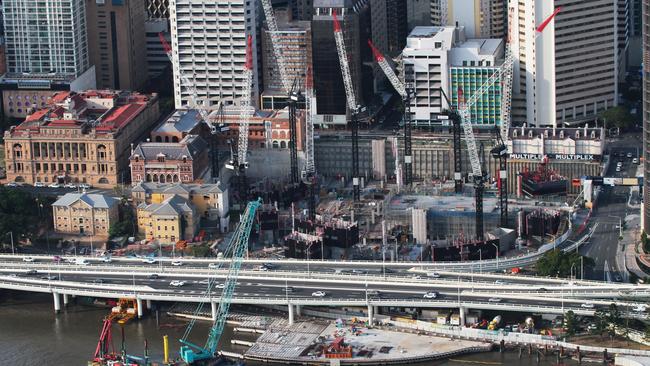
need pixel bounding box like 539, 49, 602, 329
494, 280, 508, 285
627, 152, 633, 158
616, 166, 622, 172
79, 183, 91, 189
142, 257, 156, 264
34, 182, 45, 187
215, 283, 225, 289
633, 158, 639, 164
6, 182, 18, 187
311, 291, 327, 297
101, 257, 112, 263
426, 272, 441, 278
581, 303, 595, 309
208, 263, 219, 269
48, 183, 61, 188
423, 291, 438, 299
616, 161, 623, 167
64, 183, 76, 189
412, 275, 424, 280
169, 280, 186, 287
22, 257, 35, 262
488, 298, 502, 303
171, 260, 183, 266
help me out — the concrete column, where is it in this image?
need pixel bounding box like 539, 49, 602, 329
211, 302, 218, 321
136, 298, 143, 318
367, 305, 374, 325
295, 305, 301, 317
63, 294, 69, 306
288, 304, 295, 325
459, 307, 466, 326
146, 299, 152, 310
53, 292, 61, 313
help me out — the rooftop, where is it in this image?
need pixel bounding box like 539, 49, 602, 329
132, 181, 225, 195
154, 109, 203, 134
138, 194, 195, 216
53, 193, 118, 209
131, 135, 208, 161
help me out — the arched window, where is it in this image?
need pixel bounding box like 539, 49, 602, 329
167, 174, 172, 182
160, 175, 166, 183
146, 174, 151, 182
97, 145, 107, 160
98, 177, 109, 184
280, 141, 287, 149
157, 153, 165, 163
153, 174, 159, 182
272, 141, 279, 149
172, 136, 179, 143
173, 175, 179, 182
155, 136, 162, 142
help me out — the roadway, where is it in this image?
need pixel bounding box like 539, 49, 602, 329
1, 258, 649, 318
580, 141, 641, 281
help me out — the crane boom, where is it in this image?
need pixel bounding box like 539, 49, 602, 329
304, 67, 315, 176
236, 35, 254, 171
180, 198, 262, 364
260, 0, 291, 94
367, 40, 406, 98
333, 11, 357, 111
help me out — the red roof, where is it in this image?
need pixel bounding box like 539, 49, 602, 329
47, 119, 80, 127
96, 103, 147, 132
50, 91, 72, 103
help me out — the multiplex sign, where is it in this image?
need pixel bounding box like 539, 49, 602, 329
509, 153, 598, 161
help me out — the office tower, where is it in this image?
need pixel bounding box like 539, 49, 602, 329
86, 0, 148, 90
0, 0, 96, 118
147, 0, 169, 18
169, 0, 260, 109
260, 8, 312, 109
401, 26, 504, 127
642, 0, 649, 232
291, 0, 313, 20
430, 0, 503, 38
407, 0, 431, 31
311, 0, 367, 126
510, 0, 618, 127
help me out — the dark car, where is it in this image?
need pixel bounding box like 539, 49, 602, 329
26, 270, 38, 275
148, 274, 160, 279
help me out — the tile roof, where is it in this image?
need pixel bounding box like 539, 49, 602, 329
131, 135, 208, 161
132, 181, 225, 194
53, 193, 118, 209
154, 109, 203, 134
140, 194, 195, 216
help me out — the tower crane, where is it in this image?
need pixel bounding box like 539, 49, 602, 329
455, 6, 560, 239
333, 10, 361, 201
367, 39, 413, 187
159, 33, 226, 181
179, 198, 262, 364
224, 35, 255, 200
260, 0, 300, 185
303, 67, 317, 219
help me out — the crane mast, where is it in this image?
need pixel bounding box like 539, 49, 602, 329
367, 39, 413, 186
179, 198, 262, 364
333, 10, 361, 201
260, 0, 300, 185
304, 67, 317, 219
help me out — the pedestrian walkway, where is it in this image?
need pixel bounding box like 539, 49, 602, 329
622, 211, 648, 280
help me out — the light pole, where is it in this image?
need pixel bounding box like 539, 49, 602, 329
6, 232, 14, 255
478, 249, 482, 273
491, 243, 499, 271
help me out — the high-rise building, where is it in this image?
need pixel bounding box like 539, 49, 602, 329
144, 0, 171, 79
629, 0, 643, 66
311, 0, 368, 126
407, 0, 431, 31
401, 26, 504, 127
169, 0, 260, 109
510, 0, 618, 127
146, 0, 169, 19
86, 0, 148, 91
0, 0, 96, 118
369, 0, 407, 92
642, 0, 649, 232
430, 0, 504, 38
290, 0, 313, 20
260, 8, 312, 109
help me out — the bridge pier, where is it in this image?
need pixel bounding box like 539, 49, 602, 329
146, 299, 152, 310
136, 298, 143, 319
288, 304, 295, 325
63, 294, 69, 306
295, 305, 301, 317
211, 302, 218, 321
459, 306, 466, 326
52, 292, 61, 313
367, 305, 374, 325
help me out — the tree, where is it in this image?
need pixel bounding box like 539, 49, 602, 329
0, 188, 53, 245
593, 308, 608, 337
644, 323, 650, 343
109, 199, 135, 238
190, 245, 212, 258
535, 249, 595, 277
599, 106, 634, 131
563, 310, 577, 338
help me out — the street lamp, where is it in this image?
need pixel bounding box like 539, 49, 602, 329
5, 232, 14, 255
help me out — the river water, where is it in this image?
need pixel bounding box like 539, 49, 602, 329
0, 292, 580, 366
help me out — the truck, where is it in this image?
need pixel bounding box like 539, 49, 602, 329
450, 313, 461, 326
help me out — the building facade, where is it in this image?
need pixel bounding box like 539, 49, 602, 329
643, 0, 649, 232
261, 8, 312, 110
86, 0, 148, 91
1, 0, 96, 118
131, 181, 229, 229
402, 26, 504, 127
4, 90, 160, 187
137, 194, 199, 243
169, 0, 260, 109
510, 0, 618, 127
290, 0, 313, 20
430, 0, 504, 38
52, 193, 119, 237
130, 135, 209, 184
